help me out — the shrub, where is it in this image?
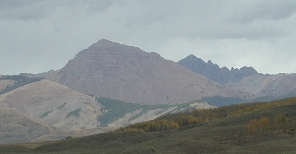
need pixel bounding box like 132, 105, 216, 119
65, 136, 72, 140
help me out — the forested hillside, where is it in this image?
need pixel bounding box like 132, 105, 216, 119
118, 97, 296, 132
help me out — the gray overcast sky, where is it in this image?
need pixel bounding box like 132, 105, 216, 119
1, 0, 296, 75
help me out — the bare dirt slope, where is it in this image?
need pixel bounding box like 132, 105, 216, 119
44, 39, 252, 104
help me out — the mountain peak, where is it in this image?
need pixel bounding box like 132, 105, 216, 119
179, 54, 205, 65
44, 41, 251, 104
89, 39, 121, 48
178, 54, 260, 84
97, 39, 116, 44
186, 54, 197, 59
77, 39, 146, 56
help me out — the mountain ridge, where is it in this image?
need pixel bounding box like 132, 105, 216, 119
178, 54, 260, 84
227, 73, 296, 98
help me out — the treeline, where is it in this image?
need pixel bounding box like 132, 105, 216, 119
245, 114, 292, 133
118, 119, 180, 132
118, 97, 296, 133
228, 97, 296, 117
0, 75, 43, 95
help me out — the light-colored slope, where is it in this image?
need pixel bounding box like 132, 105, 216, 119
0, 106, 53, 144
0, 80, 15, 91
0, 79, 102, 130
227, 74, 296, 97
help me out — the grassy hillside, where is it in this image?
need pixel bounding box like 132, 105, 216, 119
0, 107, 53, 144
0, 75, 43, 95
2, 97, 296, 153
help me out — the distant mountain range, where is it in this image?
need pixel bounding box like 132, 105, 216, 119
21, 39, 296, 106
178, 54, 296, 101
30, 39, 251, 105
178, 54, 260, 84
2, 39, 296, 144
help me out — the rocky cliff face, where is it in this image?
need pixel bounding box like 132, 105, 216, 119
45, 39, 252, 104
178, 54, 259, 84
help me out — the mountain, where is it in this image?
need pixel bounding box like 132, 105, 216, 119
227, 73, 296, 98
0, 76, 216, 143
178, 55, 296, 100
37, 39, 252, 104
178, 54, 259, 84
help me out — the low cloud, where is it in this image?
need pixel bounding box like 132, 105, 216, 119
0, 0, 296, 74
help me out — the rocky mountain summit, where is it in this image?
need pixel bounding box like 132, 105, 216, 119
178, 54, 260, 84
42, 39, 252, 104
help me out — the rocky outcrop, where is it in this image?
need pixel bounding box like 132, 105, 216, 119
178, 54, 259, 84
43, 39, 252, 104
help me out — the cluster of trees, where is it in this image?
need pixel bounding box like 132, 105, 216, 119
119, 107, 234, 132
245, 116, 269, 133
119, 119, 180, 132
274, 114, 290, 128
66, 108, 82, 118
246, 114, 292, 133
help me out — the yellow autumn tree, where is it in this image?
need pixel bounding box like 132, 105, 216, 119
246, 119, 260, 133
246, 116, 269, 133
259, 116, 269, 130
274, 114, 289, 128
